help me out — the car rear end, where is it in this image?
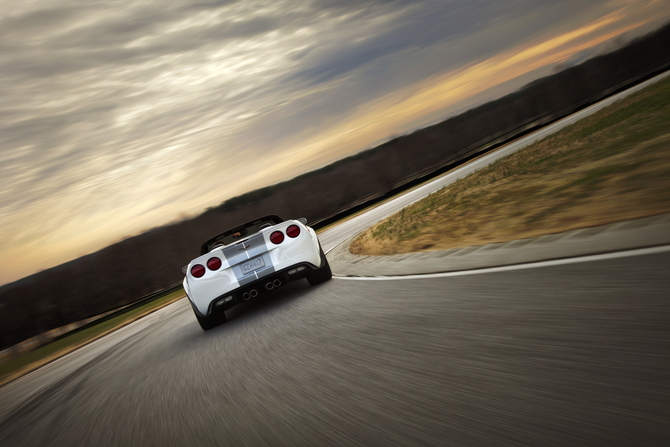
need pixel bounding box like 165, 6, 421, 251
184, 219, 322, 317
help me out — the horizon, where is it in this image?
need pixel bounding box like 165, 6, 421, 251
1, 0, 669, 286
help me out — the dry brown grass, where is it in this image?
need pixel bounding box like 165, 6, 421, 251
351, 76, 670, 256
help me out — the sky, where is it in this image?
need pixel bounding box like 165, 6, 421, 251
1, 0, 669, 286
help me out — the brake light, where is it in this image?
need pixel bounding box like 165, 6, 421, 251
191, 264, 206, 278
270, 231, 284, 244
286, 225, 300, 238
207, 257, 222, 270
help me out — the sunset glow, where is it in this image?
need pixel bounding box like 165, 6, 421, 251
1, 0, 669, 285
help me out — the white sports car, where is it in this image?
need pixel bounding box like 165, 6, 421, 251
183, 215, 332, 330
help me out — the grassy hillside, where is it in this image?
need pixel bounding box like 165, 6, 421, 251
351, 75, 670, 255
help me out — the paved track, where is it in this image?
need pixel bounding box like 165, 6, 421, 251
0, 251, 668, 446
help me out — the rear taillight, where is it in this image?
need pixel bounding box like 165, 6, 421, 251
270, 231, 284, 244
207, 257, 222, 270
191, 264, 206, 278
286, 225, 300, 238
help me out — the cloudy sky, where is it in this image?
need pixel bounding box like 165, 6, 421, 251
1, 0, 669, 285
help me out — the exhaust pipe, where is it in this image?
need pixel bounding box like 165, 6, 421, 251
249, 289, 258, 298
273, 279, 281, 288
265, 282, 274, 291
242, 292, 250, 301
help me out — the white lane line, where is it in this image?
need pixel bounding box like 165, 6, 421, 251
333, 245, 670, 280
325, 236, 356, 255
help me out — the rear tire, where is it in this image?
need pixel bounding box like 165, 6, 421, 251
195, 310, 226, 331
307, 249, 332, 286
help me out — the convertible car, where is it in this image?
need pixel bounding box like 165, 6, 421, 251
182, 215, 332, 330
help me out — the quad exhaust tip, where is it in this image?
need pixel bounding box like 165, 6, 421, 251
265, 279, 282, 291
243, 289, 258, 300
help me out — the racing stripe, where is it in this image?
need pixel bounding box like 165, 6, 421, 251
221, 233, 274, 286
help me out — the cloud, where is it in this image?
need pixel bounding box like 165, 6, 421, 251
0, 0, 668, 284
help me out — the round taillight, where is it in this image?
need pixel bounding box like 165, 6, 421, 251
286, 225, 301, 238
207, 257, 222, 270
191, 264, 206, 278
270, 231, 284, 245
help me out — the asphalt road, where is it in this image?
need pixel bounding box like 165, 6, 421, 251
1, 249, 669, 446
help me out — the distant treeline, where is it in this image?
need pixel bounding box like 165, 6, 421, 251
1, 23, 669, 350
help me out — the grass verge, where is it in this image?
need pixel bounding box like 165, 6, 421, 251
351, 76, 670, 255
0, 290, 184, 387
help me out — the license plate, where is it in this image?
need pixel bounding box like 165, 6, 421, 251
241, 256, 265, 275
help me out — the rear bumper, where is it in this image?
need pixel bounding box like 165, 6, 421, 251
186, 226, 322, 315
193, 261, 320, 317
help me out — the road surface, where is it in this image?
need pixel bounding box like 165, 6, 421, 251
0, 250, 668, 446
